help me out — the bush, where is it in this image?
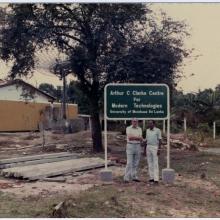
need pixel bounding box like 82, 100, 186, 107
197, 123, 211, 133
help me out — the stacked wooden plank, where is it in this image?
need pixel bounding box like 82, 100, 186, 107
1, 157, 112, 181
0, 152, 78, 169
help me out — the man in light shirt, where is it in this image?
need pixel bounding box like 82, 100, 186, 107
144, 120, 162, 185
124, 118, 143, 183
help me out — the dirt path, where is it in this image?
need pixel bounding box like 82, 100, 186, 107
0, 130, 125, 158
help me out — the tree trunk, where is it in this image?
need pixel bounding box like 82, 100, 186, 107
90, 111, 103, 152
79, 79, 103, 152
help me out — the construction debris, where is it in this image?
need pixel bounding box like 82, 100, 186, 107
42, 177, 66, 183
1, 157, 114, 180
170, 139, 198, 151
52, 201, 68, 217
0, 152, 78, 169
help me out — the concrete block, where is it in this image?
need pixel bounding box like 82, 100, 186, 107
100, 169, 113, 182
162, 168, 175, 184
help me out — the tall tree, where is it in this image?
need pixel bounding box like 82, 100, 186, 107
0, 7, 6, 26
107, 12, 191, 89
0, 4, 191, 152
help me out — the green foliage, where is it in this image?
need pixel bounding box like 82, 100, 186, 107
197, 123, 211, 133
107, 12, 191, 90
67, 80, 90, 114
0, 7, 7, 26
172, 86, 220, 128
39, 83, 61, 100
215, 122, 220, 134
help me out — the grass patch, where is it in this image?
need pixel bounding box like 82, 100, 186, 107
66, 186, 131, 217
0, 192, 57, 217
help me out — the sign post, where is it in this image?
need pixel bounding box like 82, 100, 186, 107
100, 83, 175, 184
163, 120, 166, 134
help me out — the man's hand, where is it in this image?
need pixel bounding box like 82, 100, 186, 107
157, 149, 160, 156
142, 147, 146, 156
128, 136, 143, 141
142, 141, 147, 157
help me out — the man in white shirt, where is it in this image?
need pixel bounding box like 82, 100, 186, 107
124, 118, 143, 183
144, 120, 162, 185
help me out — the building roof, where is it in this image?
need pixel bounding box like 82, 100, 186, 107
0, 79, 56, 102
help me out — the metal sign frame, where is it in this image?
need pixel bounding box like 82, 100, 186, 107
105, 83, 169, 120
104, 83, 171, 170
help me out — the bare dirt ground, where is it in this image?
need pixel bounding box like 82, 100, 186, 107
0, 130, 220, 217
0, 131, 89, 158
0, 130, 125, 158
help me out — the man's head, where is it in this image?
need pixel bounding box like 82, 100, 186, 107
148, 120, 156, 129
131, 118, 138, 128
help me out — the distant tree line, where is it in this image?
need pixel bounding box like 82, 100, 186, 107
172, 84, 220, 130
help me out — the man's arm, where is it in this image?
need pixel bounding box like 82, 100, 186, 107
128, 135, 143, 141
158, 128, 162, 148
127, 127, 143, 141
143, 129, 147, 156
159, 139, 162, 149
157, 129, 162, 155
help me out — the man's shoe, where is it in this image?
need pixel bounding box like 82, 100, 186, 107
124, 180, 130, 183
132, 179, 141, 182
149, 179, 154, 183
154, 181, 159, 185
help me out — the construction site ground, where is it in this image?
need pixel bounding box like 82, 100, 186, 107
0, 130, 220, 217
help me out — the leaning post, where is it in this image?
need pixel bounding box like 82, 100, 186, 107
184, 117, 187, 133
213, 121, 216, 140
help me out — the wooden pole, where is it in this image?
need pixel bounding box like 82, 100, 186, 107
62, 71, 67, 119
184, 117, 187, 133
213, 121, 216, 140
39, 122, 45, 148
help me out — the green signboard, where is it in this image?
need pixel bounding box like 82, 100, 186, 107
105, 84, 169, 119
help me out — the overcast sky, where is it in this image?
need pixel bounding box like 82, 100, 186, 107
1, 3, 220, 93
153, 3, 220, 93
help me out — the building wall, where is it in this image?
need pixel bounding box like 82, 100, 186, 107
0, 84, 51, 103
52, 102, 78, 119
0, 100, 78, 132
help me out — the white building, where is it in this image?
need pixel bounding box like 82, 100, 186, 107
0, 79, 55, 103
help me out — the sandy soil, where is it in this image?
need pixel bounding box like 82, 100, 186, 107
0, 130, 126, 159
0, 166, 125, 198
